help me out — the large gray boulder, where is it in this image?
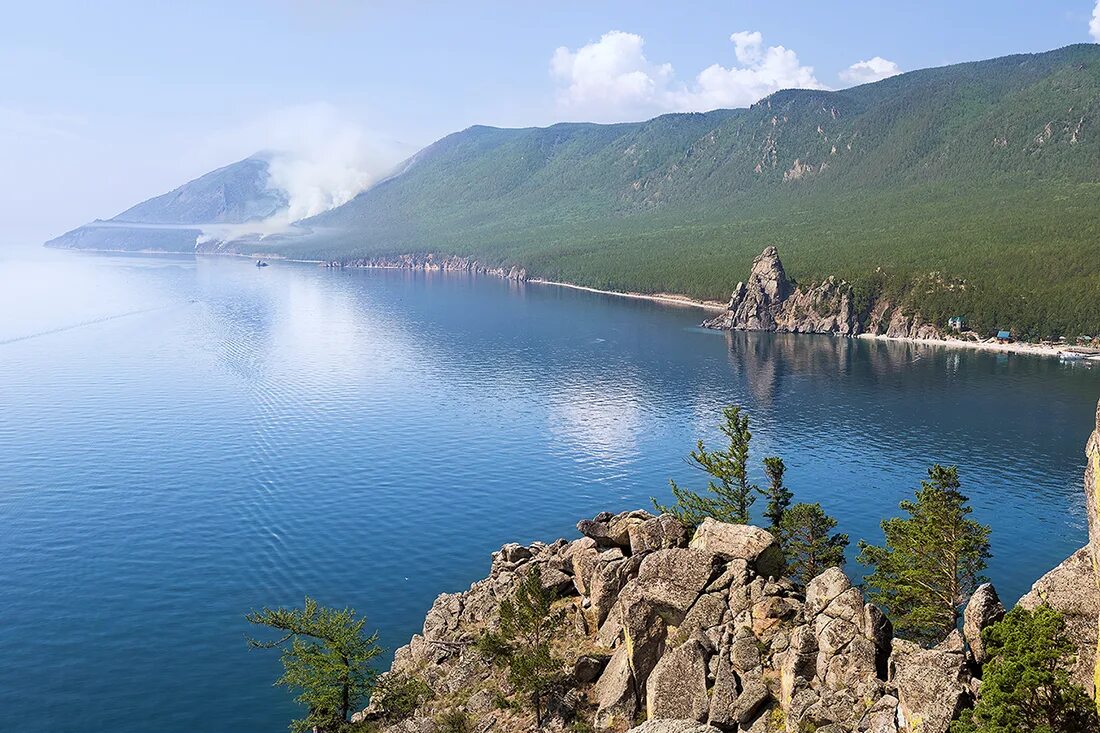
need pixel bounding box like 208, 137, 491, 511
688, 519, 783, 578
962, 583, 1005, 665
890, 638, 972, 733
630, 513, 688, 555
635, 548, 722, 620
646, 639, 710, 721
594, 643, 639, 730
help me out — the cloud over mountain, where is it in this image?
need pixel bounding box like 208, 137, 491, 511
550, 30, 824, 121
839, 57, 903, 85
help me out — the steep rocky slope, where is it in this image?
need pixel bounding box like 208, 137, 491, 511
357, 401, 1100, 732
358, 514, 998, 732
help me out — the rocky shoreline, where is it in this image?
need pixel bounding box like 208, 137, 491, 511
353, 401, 1100, 732
322, 253, 528, 282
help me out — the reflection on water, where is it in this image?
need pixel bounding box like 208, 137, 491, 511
0, 246, 1097, 733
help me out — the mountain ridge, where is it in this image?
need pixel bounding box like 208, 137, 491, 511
48, 44, 1100, 338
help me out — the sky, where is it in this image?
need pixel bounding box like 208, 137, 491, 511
2, 0, 1099, 245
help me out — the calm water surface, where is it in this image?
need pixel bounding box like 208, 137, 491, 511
1, 246, 1097, 732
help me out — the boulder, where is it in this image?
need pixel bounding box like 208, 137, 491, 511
962, 583, 1005, 666
890, 639, 971, 733
730, 673, 771, 724
805, 567, 852, 617
1018, 546, 1100, 695
574, 654, 609, 684
858, 695, 900, 733
628, 722, 723, 733
688, 519, 783, 578
707, 649, 741, 728
578, 512, 616, 546
594, 644, 639, 730
630, 514, 688, 555
609, 510, 656, 548
636, 548, 722, 620
647, 639, 710, 721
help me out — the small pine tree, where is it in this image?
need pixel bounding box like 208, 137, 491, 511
476, 568, 566, 727
761, 456, 792, 530
778, 502, 848, 585
246, 597, 383, 733
858, 465, 992, 645
653, 405, 757, 526
950, 605, 1098, 733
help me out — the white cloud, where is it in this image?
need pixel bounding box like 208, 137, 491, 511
673, 32, 826, 111
550, 30, 824, 122
839, 56, 903, 86
1091, 0, 1100, 42
550, 31, 674, 122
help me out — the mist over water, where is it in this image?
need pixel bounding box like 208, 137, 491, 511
0, 246, 1097, 732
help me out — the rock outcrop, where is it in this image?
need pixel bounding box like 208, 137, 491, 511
1018, 399, 1100, 700
702, 247, 942, 340
325, 253, 528, 281
359, 510, 983, 732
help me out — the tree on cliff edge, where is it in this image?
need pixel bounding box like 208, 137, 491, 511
779, 502, 849, 586
247, 597, 382, 733
653, 404, 759, 526
476, 568, 565, 727
950, 605, 1098, 733
762, 456, 793, 530
858, 465, 991, 645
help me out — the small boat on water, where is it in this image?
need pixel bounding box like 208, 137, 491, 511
255, 260, 269, 268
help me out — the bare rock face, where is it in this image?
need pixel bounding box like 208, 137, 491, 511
362, 511, 977, 732
702, 246, 946, 340
890, 637, 971, 733
702, 247, 862, 335
962, 583, 1005, 665
688, 519, 784, 578
646, 639, 709, 721
1018, 546, 1100, 695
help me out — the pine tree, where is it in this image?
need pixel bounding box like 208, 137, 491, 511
653, 405, 757, 527
950, 605, 1098, 733
858, 465, 992, 645
761, 456, 793, 530
476, 568, 565, 726
778, 502, 849, 585
246, 597, 383, 733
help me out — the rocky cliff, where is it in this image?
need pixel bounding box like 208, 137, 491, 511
357, 512, 1009, 733
324, 253, 528, 282
354, 400, 1100, 732
702, 247, 941, 340
1019, 399, 1100, 703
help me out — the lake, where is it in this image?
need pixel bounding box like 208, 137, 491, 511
1, 246, 1097, 732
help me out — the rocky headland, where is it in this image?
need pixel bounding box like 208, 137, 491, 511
702, 246, 940, 340
353, 401, 1100, 733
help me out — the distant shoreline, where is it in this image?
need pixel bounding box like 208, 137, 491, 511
48, 246, 1082, 360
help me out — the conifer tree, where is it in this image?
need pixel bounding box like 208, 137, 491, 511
858, 465, 991, 644
762, 456, 793, 530
950, 605, 1098, 733
653, 405, 757, 526
476, 568, 565, 726
246, 597, 383, 733
779, 502, 849, 585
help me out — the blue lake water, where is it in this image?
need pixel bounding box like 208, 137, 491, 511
1, 245, 1097, 732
